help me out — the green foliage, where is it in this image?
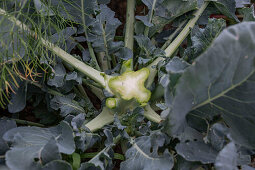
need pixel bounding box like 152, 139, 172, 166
239, 5, 255, 21
164, 22, 255, 149
3, 121, 75, 169
0, 0, 255, 170
120, 132, 174, 170
215, 142, 238, 170
184, 18, 226, 61
213, 0, 239, 22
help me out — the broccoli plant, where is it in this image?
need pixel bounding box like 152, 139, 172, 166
0, 0, 255, 170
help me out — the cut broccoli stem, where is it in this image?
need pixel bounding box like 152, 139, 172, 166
86, 67, 162, 130
106, 98, 118, 109
109, 68, 151, 104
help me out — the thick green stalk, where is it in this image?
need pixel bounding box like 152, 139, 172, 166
144, 105, 162, 123
0, 8, 107, 87
146, 57, 164, 88
146, 2, 209, 88
85, 107, 114, 132
124, 0, 135, 50
86, 103, 163, 132
164, 2, 209, 57
161, 19, 187, 50
43, 41, 107, 86
124, 0, 135, 70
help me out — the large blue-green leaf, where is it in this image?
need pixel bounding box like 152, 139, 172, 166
120, 132, 173, 170
235, 0, 250, 8
184, 18, 226, 61
215, 142, 238, 170
0, 119, 16, 164
242, 165, 255, 170
148, 0, 198, 36
3, 121, 75, 170
213, 0, 239, 22
176, 141, 218, 164
0, 165, 9, 170
49, 0, 98, 23
164, 22, 255, 149
165, 57, 190, 105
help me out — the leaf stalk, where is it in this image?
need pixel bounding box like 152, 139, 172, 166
164, 2, 209, 57
144, 105, 162, 123
0, 8, 108, 88
143, 0, 156, 37
146, 2, 209, 88
124, 0, 136, 70
124, 0, 135, 50
85, 107, 114, 132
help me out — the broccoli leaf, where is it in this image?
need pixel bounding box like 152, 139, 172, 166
3, 121, 74, 170
164, 22, 255, 149
120, 132, 173, 170
87, 4, 122, 54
